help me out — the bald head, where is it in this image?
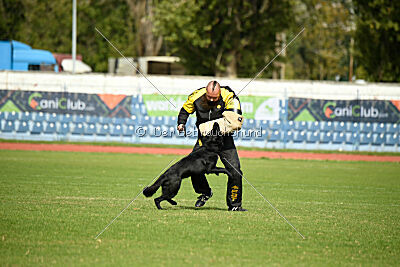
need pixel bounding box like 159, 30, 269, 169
206, 81, 221, 102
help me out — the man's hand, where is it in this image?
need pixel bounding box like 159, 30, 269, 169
177, 124, 185, 132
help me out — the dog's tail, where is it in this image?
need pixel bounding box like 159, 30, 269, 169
143, 174, 165, 197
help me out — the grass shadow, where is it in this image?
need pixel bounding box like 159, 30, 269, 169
173, 205, 227, 211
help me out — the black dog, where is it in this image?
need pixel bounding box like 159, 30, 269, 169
143, 123, 231, 209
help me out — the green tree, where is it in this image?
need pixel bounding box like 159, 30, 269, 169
353, 0, 400, 82
126, 0, 163, 57
286, 0, 353, 81
1, 0, 136, 72
0, 0, 25, 40
153, 0, 294, 77
77, 0, 136, 72
18, 1, 72, 53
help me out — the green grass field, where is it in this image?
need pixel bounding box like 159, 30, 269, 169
0, 150, 399, 266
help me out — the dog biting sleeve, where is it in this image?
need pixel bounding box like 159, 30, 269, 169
199, 111, 244, 136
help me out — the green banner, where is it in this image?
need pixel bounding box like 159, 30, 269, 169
142, 94, 280, 119
142, 95, 185, 117
239, 96, 280, 120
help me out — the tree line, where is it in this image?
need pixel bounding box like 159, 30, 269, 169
0, 0, 399, 82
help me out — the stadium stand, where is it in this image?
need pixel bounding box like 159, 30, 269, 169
72, 123, 84, 135
138, 116, 150, 126
74, 114, 86, 123
294, 131, 307, 143
20, 112, 33, 122
243, 119, 255, 129
346, 132, 359, 145
1, 92, 399, 152
333, 132, 346, 144
307, 131, 320, 144
255, 129, 267, 141
360, 133, 373, 145
2, 120, 15, 133
58, 123, 70, 135
257, 120, 269, 130
308, 121, 320, 131
113, 117, 126, 125
88, 115, 100, 124
374, 123, 386, 134
6, 111, 18, 121
320, 132, 333, 144
334, 121, 347, 132
283, 130, 294, 143
31, 121, 43, 135
268, 130, 281, 142
385, 134, 397, 146
48, 113, 59, 123
269, 120, 282, 131
100, 117, 112, 124
124, 116, 136, 126
17, 121, 29, 133
284, 121, 295, 131
123, 125, 135, 137
321, 121, 334, 132
296, 121, 308, 131
61, 114, 73, 123
111, 124, 123, 136
44, 122, 57, 134
84, 123, 96, 135
360, 122, 373, 133
97, 124, 110, 136
35, 112, 46, 122
349, 122, 360, 133
387, 123, 399, 134
372, 133, 385, 146
151, 116, 164, 127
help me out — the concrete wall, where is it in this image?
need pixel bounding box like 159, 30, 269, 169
1, 71, 399, 100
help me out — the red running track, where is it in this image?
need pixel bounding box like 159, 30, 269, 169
1, 142, 400, 162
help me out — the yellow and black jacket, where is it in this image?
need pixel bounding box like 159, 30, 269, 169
178, 86, 242, 127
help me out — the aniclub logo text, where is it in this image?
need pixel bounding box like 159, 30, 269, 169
29, 93, 86, 111
323, 102, 379, 119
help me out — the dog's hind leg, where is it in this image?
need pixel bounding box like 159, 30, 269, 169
167, 199, 177, 205
154, 196, 165, 210
162, 178, 181, 207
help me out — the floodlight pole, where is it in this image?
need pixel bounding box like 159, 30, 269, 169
72, 0, 77, 74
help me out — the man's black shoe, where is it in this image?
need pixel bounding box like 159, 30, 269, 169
228, 206, 248, 211
195, 191, 213, 207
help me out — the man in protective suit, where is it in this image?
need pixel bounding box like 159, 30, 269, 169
177, 81, 247, 211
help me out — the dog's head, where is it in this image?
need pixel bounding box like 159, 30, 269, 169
200, 122, 224, 152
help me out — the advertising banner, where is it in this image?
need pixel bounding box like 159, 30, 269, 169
142, 94, 185, 117
142, 94, 281, 120
288, 97, 400, 123
0, 90, 132, 117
